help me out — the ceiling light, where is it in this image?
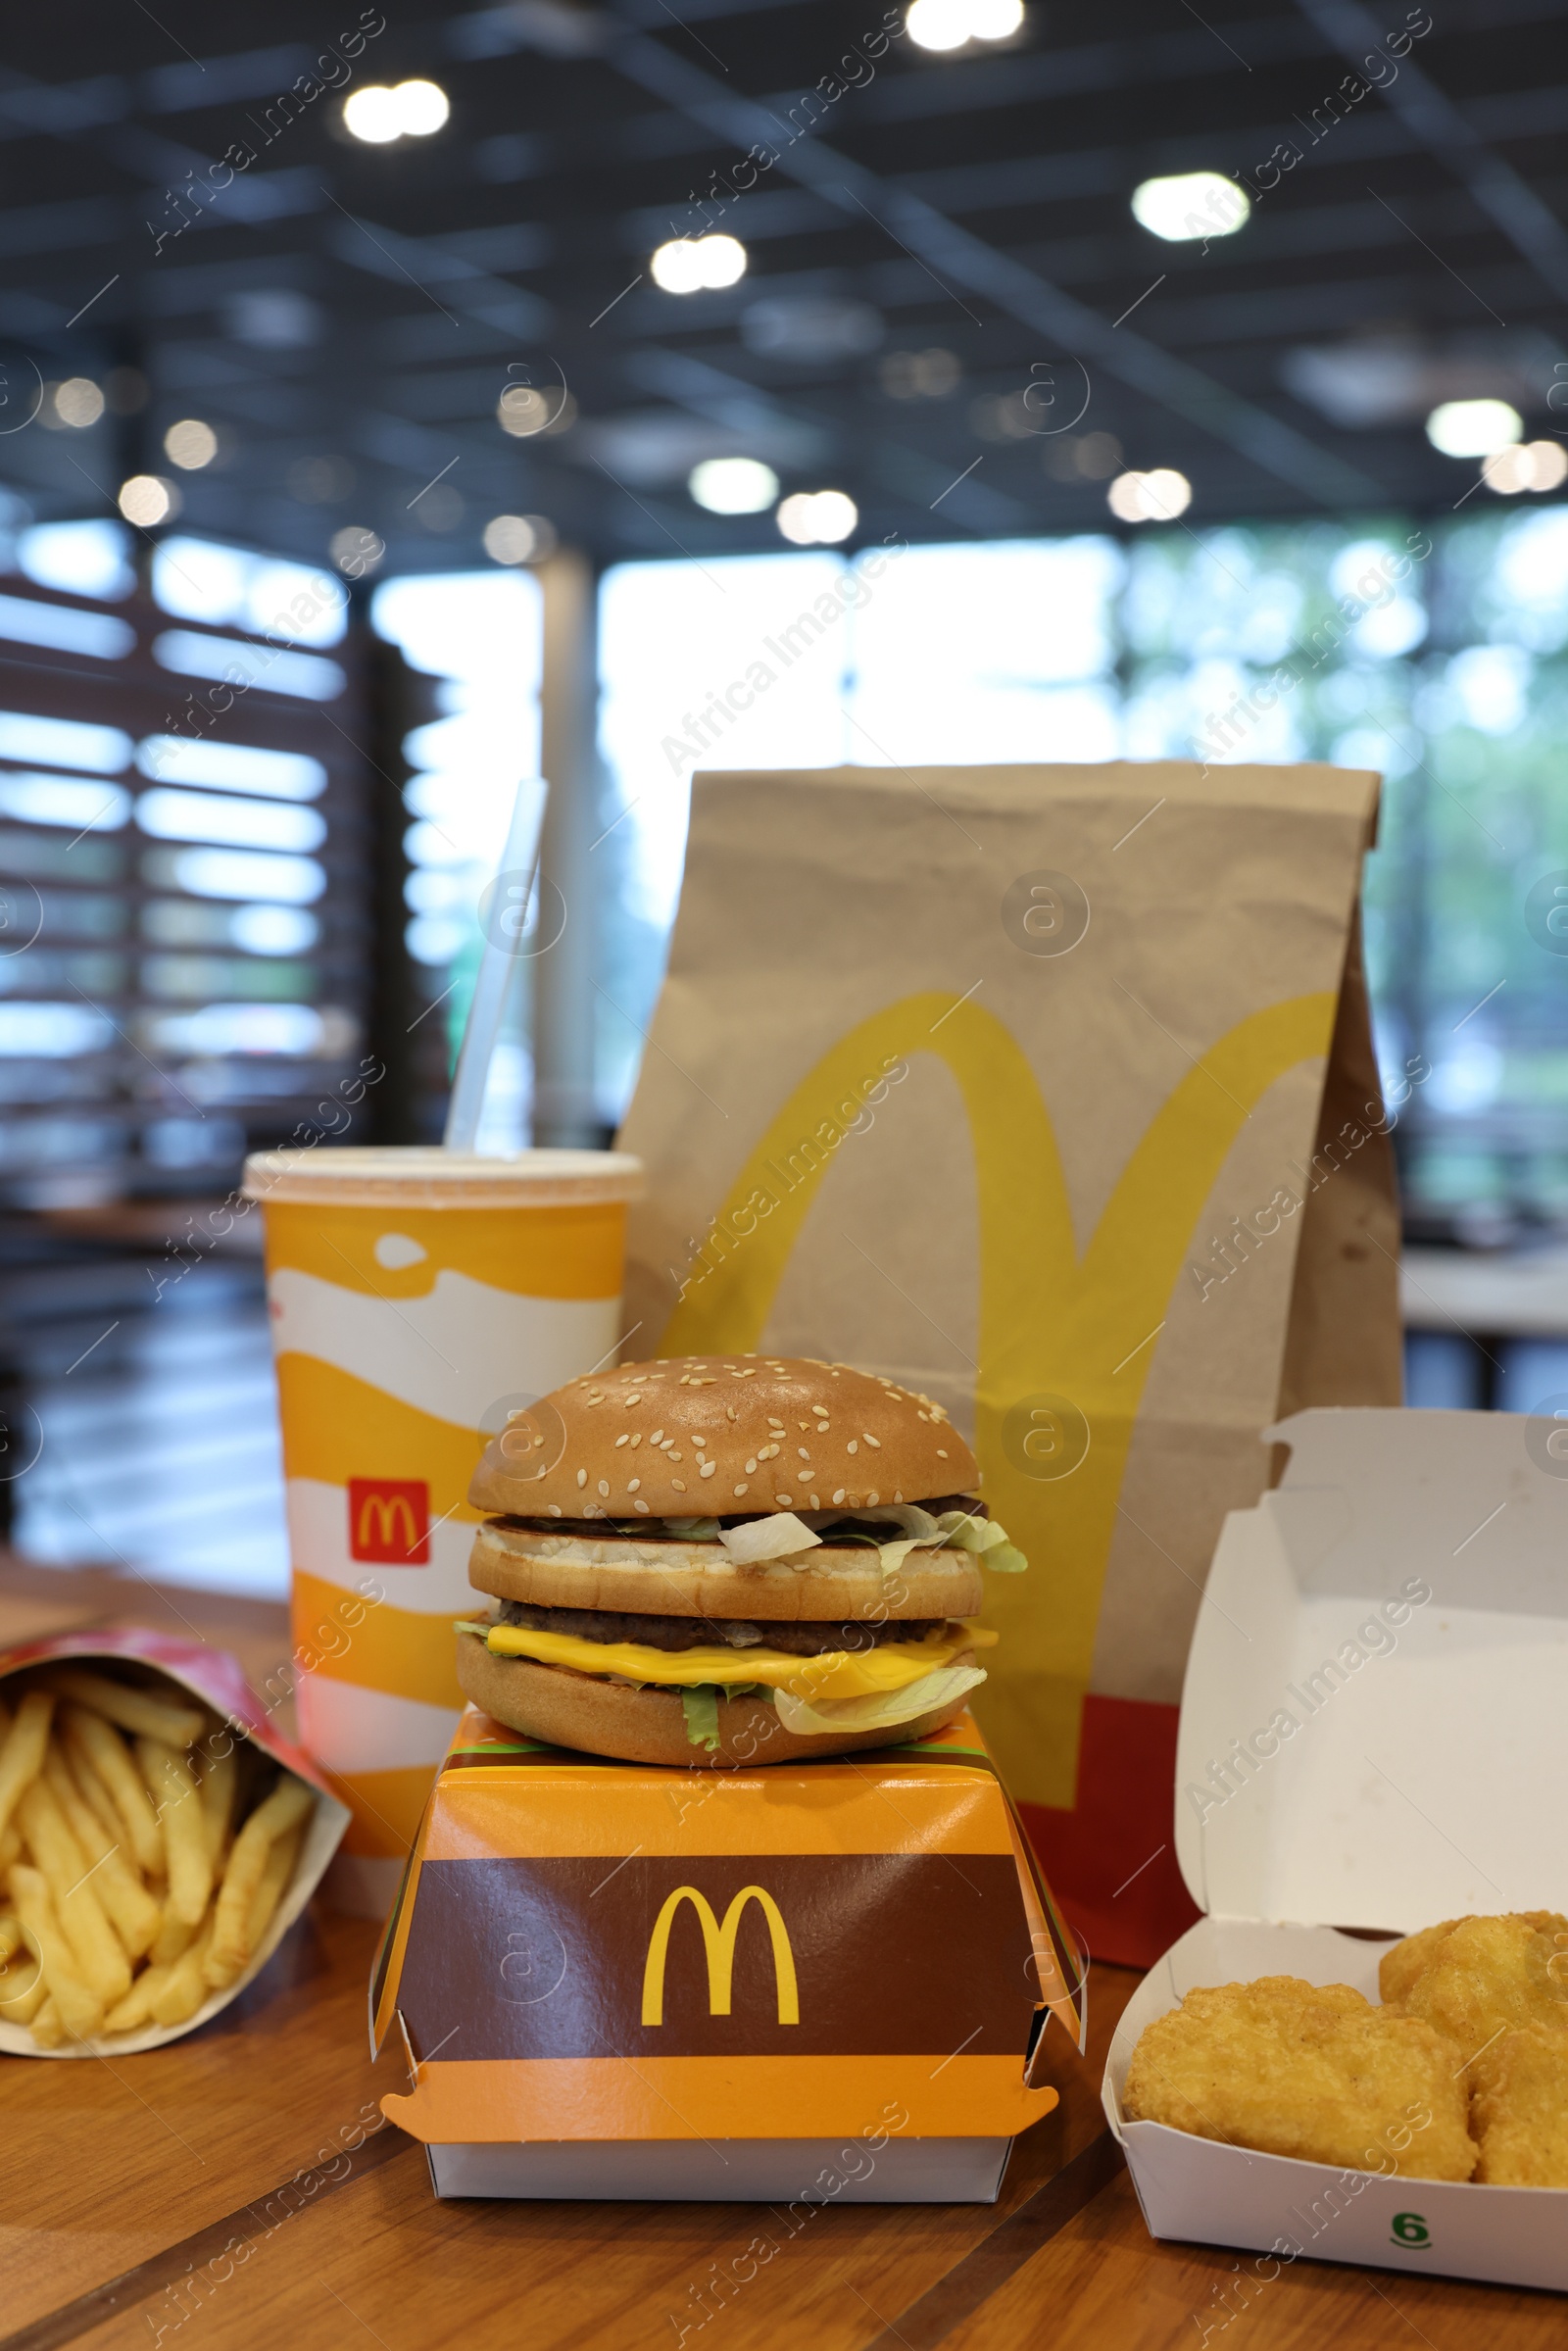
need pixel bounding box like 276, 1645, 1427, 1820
689, 457, 779, 514
776, 489, 858, 546
1426, 399, 1522, 458
484, 514, 556, 564
53, 377, 105, 428
1107, 468, 1192, 523
343, 79, 449, 143
906, 0, 1024, 51
165, 418, 218, 470
329, 526, 385, 576
651, 235, 747, 293
393, 79, 450, 134
118, 475, 177, 528
497, 384, 576, 437
1482, 441, 1568, 496
1131, 171, 1249, 242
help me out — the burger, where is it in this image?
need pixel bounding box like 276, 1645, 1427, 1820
456, 1353, 1027, 1766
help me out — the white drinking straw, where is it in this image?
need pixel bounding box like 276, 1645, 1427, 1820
442, 776, 549, 1151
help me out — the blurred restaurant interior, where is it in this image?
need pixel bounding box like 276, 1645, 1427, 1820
0, 0, 1566, 1597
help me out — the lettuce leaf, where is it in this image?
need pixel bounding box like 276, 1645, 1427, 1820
772, 1660, 987, 1738
681, 1686, 721, 1751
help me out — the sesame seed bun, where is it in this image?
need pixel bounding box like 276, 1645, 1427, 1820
468, 1519, 984, 1622
456, 1637, 979, 1768
467, 1353, 978, 1521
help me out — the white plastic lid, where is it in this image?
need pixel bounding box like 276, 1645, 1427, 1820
242, 1146, 645, 1209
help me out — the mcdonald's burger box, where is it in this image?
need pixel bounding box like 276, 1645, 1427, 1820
1103, 1406, 1568, 2292
371, 1706, 1086, 2201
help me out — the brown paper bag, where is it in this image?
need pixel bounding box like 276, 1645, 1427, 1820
617, 762, 1403, 1964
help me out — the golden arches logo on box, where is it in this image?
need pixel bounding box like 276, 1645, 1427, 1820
641, 1886, 800, 2027
658, 988, 1336, 1809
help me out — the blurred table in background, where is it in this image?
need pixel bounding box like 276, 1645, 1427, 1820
1402, 1245, 1568, 1413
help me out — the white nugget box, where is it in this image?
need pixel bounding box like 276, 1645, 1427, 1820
1102, 1406, 1568, 2294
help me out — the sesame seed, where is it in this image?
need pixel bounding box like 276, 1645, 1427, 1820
725, 1407, 738, 1420
614, 1434, 629, 1447
847, 1441, 858, 1454
867, 1491, 879, 1504
668, 1449, 683, 1463
630, 1434, 642, 1448
863, 1434, 880, 1447
798, 1447, 810, 1459
634, 1499, 650, 1513
576, 1469, 587, 1489
549, 1503, 563, 1517
745, 1458, 757, 1473
625, 1392, 642, 1404
700, 1461, 716, 1478
937, 1448, 949, 1458
809, 1494, 819, 1507
628, 1478, 640, 1493
894, 1490, 904, 1502
777, 1493, 792, 1505
812, 1405, 829, 1418
598, 1480, 610, 1496
833, 1489, 846, 1504
672, 1478, 687, 1492
651, 1427, 664, 1443
734, 1484, 749, 1496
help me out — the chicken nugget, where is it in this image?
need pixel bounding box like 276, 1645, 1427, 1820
1379, 1918, 1467, 2010
1393, 1915, 1568, 2093
1123, 1976, 1476, 2181
1472, 2024, 1568, 2187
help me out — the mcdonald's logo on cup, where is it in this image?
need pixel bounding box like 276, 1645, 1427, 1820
641, 1886, 800, 2027
348, 1477, 430, 1565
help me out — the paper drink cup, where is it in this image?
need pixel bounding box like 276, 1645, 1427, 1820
242, 1146, 643, 1916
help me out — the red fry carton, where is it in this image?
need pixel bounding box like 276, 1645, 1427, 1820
0, 1628, 349, 2058
370, 1706, 1086, 2202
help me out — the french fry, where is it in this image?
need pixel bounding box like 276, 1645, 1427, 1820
7, 1864, 103, 2040
150, 1912, 217, 2028
246, 1822, 303, 1952
136, 1740, 211, 1927
0, 1907, 23, 1963
63, 1740, 123, 1848
42, 1745, 160, 1962
30, 1995, 64, 2048
42, 1667, 206, 1751
103, 1959, 175, 2034
64, 1708, 162, 1879
0, 1823, 19, 1873
205, 1822, 304, 1992
0, 1691, 55, 1843
0, 1950, 48, 2025
207, 1778, 315, 1985
17, 1781, 131, 2008
199, 1746, 239, 1869
148, 1908, 196, 1969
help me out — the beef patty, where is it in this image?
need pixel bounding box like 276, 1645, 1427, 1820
496, 1596, 945, 1656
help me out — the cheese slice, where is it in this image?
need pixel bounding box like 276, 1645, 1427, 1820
466, 1618, 969, 1701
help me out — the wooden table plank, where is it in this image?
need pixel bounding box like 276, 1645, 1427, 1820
935, 2169, 1566, 2351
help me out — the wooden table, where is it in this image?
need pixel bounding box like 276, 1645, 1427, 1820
0, 1563, 1559, 2350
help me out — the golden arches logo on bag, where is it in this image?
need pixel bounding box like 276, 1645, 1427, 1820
641, 1886, 800, 2028
658, 988, 1336, 1810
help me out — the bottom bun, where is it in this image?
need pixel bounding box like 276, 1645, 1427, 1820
456, 1638, 975, 1768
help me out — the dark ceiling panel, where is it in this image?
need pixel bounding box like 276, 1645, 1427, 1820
0, 0, 1560, 577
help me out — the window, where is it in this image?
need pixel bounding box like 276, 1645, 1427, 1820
597, 516, 1568, 1225
0, 525, 374, 1200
